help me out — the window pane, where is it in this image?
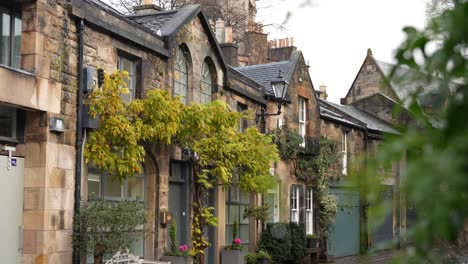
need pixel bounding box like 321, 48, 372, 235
0, 106, 15, 138
225, 225, 233, 243
240, 190, 250, 204
87, 172, 101, 198
104, 175, 123, 199
240, 205, 249, 224
239, 224, 249, 243
12, 14, 21, 69
119, 56, 136, 102
127, 232, 144, 256
1, 10, 11, 66
230, 186, 239, 202
127, 176, 144, 201
228, 205, 239, 225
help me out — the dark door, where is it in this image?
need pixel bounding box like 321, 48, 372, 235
371, 188, 394, 249
169, 161, 190, 246
205, 189, 215, 264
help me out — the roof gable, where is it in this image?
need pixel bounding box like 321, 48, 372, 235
128, 5, 227, 72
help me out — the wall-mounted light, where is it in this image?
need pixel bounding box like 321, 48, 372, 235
50, 117, 65, 133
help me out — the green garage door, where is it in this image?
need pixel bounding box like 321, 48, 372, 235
328, 188, 360, 258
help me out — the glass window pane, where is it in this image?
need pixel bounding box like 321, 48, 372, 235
230, 186, 239, 202
127, 232, 144, 256
104, 175, 123, 199
0, 106, 15, 138
225, 225, 233, 243
127, 176, 144, 201
239, 224, 249, 243
1, 11, 11, 66
228, 205, 239, 225
240, 205, 249, 224
87, 172, 101, 198
240, 191, 250, 204
12, 14, 21, 69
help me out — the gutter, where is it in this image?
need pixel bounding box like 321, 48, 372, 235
72, 19, 84, 264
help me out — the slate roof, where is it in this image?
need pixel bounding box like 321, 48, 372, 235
319, 99, 398, 134
234, 61, 289, 95
320, 106, 364, 128
127, 5, 201, 37
376, 60, 456, 107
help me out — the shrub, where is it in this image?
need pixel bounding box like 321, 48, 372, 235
259, 223, 306, 263
72, 199, 147, 264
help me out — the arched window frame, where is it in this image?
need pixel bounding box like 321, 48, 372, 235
200, 60, 214, 104
174, 46, 189, 105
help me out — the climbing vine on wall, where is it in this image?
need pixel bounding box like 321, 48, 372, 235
274, 126, 338, 258
85, 70, 279, 264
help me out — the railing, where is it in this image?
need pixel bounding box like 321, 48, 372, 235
301, 136, 320, 156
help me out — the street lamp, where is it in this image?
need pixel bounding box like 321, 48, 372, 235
256, 69, 289, 133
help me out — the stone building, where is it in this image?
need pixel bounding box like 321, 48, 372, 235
0, 0, 79, 263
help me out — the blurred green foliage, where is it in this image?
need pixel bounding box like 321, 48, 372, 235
353, 1, 468, 262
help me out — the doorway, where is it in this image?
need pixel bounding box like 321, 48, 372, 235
0, 155, 24, 263
169, 161, 190, 246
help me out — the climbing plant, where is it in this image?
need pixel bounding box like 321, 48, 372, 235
176, 102, 278, 263
274, 126, 339, 259
85, 70, 279, 264
84, 70, 182, 182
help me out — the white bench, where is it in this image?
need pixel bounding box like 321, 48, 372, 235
105, 249, 171, 264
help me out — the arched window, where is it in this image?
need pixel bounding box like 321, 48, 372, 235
174, 47, 189, 104
200, 61, 213, 104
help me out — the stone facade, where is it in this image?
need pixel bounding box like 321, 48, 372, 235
343, 52, 399, 106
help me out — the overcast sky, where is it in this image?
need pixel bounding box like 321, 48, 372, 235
257, 0, 428, 103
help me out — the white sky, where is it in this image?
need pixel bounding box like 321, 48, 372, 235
257, 0, 428, 103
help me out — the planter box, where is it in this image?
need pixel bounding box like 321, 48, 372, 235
306, 238, 319, 250
256, 258, 270, 264
160, 255, 192, 264
221, 249, 246, 264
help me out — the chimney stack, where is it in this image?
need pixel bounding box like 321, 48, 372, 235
318, 81, 328, 100
215, 19, 226, 43
219, 23, 239, 67
133, 0, 163, 15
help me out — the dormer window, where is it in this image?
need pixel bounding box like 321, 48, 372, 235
0, 5, 22, 69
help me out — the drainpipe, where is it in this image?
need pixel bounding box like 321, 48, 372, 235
73, 19, 85, 264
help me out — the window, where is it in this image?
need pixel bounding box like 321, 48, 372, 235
299, 97, 306, 146
0, 5, 21, 68
87, 167, 145, 202
174, 47, 188, 104
200, 61, 213, 104
86, 166, 146, 261
276, 117, 283, 129
342, 131, 348, 175
290, 185, 300, 223
226, 174, 250, 246
0, 105, 24, 142
305, 187, 314, 234
118, 54, 139, 103
266, 184, 279, 223
237, 102, 248, 132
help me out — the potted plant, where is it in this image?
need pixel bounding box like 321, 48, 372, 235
221, 220, 245, 264
306, 234, 319, 249
245, 250, 271, 264
161, 221, 192, 264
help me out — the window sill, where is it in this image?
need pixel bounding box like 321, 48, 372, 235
0, 64, 35, 77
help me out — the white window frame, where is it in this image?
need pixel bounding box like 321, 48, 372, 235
291, 185, 299, 223
342, 131, 348, 176
305, 187, 314, 234
299, 97, 306, 147
0, 5, 22, 69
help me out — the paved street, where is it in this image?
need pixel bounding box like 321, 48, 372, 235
332, 251, 394, 264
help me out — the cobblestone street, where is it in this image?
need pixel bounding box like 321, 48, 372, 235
332, 251, 394, 264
